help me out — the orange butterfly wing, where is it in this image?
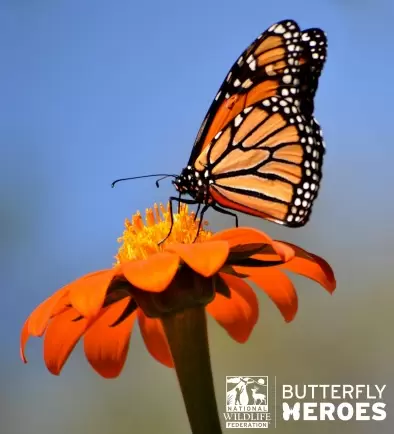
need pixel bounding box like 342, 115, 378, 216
177, 21, 327, 228
204, 96, 324, 226
188, 20, 305, 166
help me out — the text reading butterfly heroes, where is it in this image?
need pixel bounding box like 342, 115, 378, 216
173, 19, 327, 231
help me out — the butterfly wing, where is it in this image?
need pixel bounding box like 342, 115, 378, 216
188, 19, 305, 166
299, 29, 328, 116
197, 96, 324, 226
182, 21, 328, 227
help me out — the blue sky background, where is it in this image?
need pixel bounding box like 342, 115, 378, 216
1, 1, 394, 433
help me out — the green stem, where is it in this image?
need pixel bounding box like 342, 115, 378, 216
161, 306, 222, 434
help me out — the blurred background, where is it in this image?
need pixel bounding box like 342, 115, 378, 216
1, 0, 393, 433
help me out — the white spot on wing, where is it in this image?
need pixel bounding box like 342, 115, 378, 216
249, 59, 257, 71
274, 24, 286, 34
242, 78, 253, 88
234, 114, 243, 127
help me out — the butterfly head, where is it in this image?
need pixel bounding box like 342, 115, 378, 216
173, 165, 211, 201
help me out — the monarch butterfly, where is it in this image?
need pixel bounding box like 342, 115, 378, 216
113, 19, 327, 240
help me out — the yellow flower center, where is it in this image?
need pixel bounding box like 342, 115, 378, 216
115, 203, 212, 263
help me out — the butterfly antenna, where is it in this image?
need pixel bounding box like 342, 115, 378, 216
155, 175, 174, 188
111, 174, 177, 188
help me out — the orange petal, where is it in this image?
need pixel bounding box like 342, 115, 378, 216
211, 227, 274, 248
138, 311, 173, 368
122, 252, 180, 292
207, 273, 259, 343
20, 319, 29, 363
281, 244, 336, 293
165, 241, 229, 277
239, 268, 298, 322
51, 292, 71, 317
43, 307, 90, 375
211, 227, 290, 263
69, 269, 114, 318
84, 298, 136, 378
272, 241, 295, 263
28, 286, 69, 336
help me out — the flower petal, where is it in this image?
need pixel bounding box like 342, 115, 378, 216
239, 268, 298, 322
20, 319, 29, 363
271, 241, 295, 263
50, 293, 71, 317
27, 287, 69, 336
43, 307, 90, 375
138, 311, 173, 368
281, 244, 336, 293
227, 243, 273, 264
69, 270, 115, 318
122, 252, 180, 292
211, 227, 290, 263
207, 273, 259, 343
242, 242, 295, 266
165, 241, 229, 277
84, 297, 136, 378
211, 227, 274, 248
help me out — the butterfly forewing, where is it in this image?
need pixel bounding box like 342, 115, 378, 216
189, 19, 306, 165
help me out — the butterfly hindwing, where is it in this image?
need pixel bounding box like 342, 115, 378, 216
299, 29, 328, 116
201, 96, 324, 226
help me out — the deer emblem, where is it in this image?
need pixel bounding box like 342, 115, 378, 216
251, 387, 267, 405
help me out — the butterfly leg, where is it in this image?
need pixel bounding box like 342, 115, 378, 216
211, 204, 239, 227
177, 191, 182, 213
158, 196, 199, 245
194, 202, 202, 222
192, 203, 211, 243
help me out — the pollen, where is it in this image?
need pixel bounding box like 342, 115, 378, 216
115, 203, 212, 264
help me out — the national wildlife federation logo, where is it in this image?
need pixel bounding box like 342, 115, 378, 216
224, 376, 271, 429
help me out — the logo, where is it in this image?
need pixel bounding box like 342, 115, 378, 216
222, 378, 387, 428
224, 376, 272, 429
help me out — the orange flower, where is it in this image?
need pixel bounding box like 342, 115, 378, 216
20, 203, 335, 378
